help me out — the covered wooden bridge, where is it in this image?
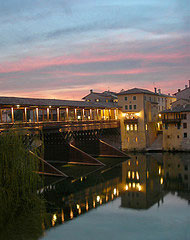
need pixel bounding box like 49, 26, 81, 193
0, 96, 120, 131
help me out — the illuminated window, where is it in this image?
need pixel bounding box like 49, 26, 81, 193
135, 137, 138, 142
128, 171, 131, 178
136, 172, 139, 180
130, 124, 133, 131
145, 124, 148, 131
132, 171, 135, 179
126, 125, 130, 131
127, 137, 129, 142
134, 124, 138, 131
136, 160, 138, 165
128, 161, 131, 166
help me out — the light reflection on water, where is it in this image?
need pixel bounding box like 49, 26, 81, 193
1, 153, 189, 240
41, 153, 190, 240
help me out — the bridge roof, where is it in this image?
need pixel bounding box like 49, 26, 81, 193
0, 96, 118, 109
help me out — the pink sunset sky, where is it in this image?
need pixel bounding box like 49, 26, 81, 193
0, 0, 189, 100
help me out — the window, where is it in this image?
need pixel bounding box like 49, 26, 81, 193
130, 124, 133, 131
125, 105, 128, 110
135, 137, 138, 142
184, 165, 188, 171
145, 124, 148, 131
165, 124, 168, 130
144, 96, 146, 100
134, 105, 136, 110
183, 122, 187, 128
167, 135, 170, 139
125, 96, 128, 101
134, 124, 138, 131
129, 105, 132, 110
184, 133, 187, 138
177, 135, 179, 138
133, 96, 136, 100
126, 125, 130, 131
149, 97, 151, 101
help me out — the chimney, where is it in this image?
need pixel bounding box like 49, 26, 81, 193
158, 89, 161, 94
178, 89, 181, 92
185, 85, 188, 89
90, 89, 93, 93
154, 87, 157, 93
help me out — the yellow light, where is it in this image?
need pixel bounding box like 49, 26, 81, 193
106, 195, 108, 202
136, 172, 139, 180
49, 105, 52, 108
159, 114, 161, 118
138, 185, 142, 191
126, 184, 129, 190
147, 171, 149, 179
86, 202, 89, 211
80, 177, 83, 181
122, 113, 127, 117
136, 160, 138, 165
129, 183, 131, 188
128, 161, 131, 166
132, 183, 136, 188
53, 214, 57, 222
93, 200, 96, 208
159, 166, 162, 175
132, 171, 135, 179
76, 204, 80, 209
70, 209, 73, 219
160, 178, 164, 184
113, 188, 117, 195
61, 210, 64, 222
16, 105, 20, 108
97, 196, 100, 202
128, 171, 131, 178
135, 112, 140, 117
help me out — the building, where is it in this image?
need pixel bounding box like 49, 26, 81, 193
117, 88, 176, 151
174, 80, 190, 101
120, 154, 164, 209
82, 90, 118, 105
161, 104, 190, 151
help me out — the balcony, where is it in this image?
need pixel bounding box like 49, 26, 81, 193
162, 118, 181, 124
124, 118, 138, 124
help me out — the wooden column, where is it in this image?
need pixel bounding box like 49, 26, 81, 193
11, 107, 14, 123
24, 107, 27, 122
74, 109, 77, 120
90, 109, 92, 120
0, 109, 2, 123
82, 109, 85, 121
66, 108, 69, 121
36, 108, 39, 122
57, 108, 60, 121
47, 108, 49, 121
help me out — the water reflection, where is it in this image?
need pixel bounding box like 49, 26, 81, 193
42, 153, 189, 231
1, 152, 189, 239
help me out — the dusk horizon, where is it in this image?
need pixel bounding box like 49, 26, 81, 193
0, 0, 189, 100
